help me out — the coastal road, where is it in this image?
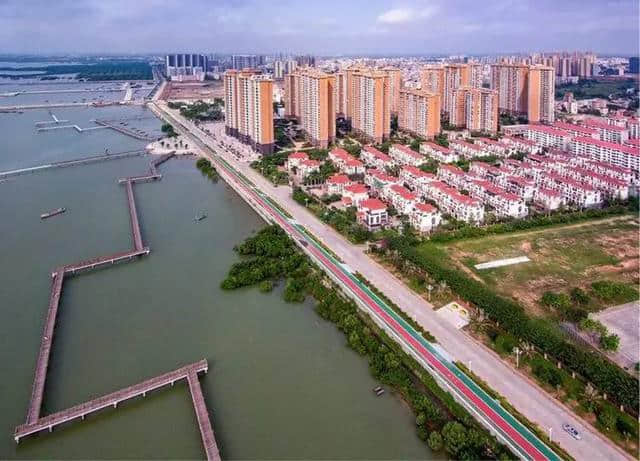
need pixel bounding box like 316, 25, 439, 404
151, 103, 630, 461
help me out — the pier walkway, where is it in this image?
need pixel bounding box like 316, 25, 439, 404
15, 360, 219, 458
14, 152, 223, 459
36, 124, 108, 133
188, 369, 222, 461
25, 269, 65, 425
124, 180, 144, 251
94, 118, 160, 141
0, 149, 146, 180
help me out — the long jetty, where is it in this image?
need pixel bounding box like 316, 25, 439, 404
124, 180, 144, 251
0, 149, 146, 180
15, 360, 220, 460
94, 118, 160, 141
15, 151, 220, 459
188, 369, 221, 461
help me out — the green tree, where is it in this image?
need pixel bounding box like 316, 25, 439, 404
441, 421, 468, 456
600, 334, 620, 352
597, 405, 617, 431
428, 431, 443, 451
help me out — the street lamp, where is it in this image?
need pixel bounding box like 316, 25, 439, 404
427, 284, 434, 301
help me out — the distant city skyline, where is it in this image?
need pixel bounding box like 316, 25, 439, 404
0, 0, 638, 56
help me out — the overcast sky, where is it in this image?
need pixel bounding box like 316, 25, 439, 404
1, 0, 638, 56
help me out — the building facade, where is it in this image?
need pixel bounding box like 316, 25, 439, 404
284, 69, 336, 148
224, 69, 274, 154
398, 89, 441, 139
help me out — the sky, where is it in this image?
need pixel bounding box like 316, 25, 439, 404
0, 0, 638, 56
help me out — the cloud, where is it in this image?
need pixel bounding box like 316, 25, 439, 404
377, 6, 436, 24
377, 8, 413, 24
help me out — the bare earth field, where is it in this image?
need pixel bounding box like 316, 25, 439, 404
166, 81, 223, 101
444, 216, 640, 316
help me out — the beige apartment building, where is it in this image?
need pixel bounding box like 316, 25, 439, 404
345, 69, 391, 143
224, 69, 275, 154
490, 63, 555, 123
381, 67, 403, 115
527, 65, 555, 124
284, 69, 336, 148
490, 63, 530, 117
450, 87, 499, 134
398, 89, 441, 139
421, 63, 482, 117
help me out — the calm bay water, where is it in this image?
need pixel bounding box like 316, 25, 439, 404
0, 105, 433, 459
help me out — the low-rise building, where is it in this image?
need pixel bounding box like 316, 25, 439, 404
584, 118, 629, 144
389, 144, 426, 166
383, 184, 419, 214
325, 174, 352, 195
552, 121, 599, 140
569, 137, 639, 172
524, 125, 570, 150
474, 138, 508, 157
499, 136, 542, 155
424, 181, 484, 224
468, 179, 528, 218
361, 145, 394, 170
449, 140, 488, 159
409, 203, 442, 233
420, 142, 459, 163
285, 151, 310, 171
364, 169, 399, 194
541, 172, 603, 208
297, 159, 322, 177
437, 164, 468, 189
534, 187, 564, 210
342, 183, 369, 206
400, 165, 436, 192
504, 175, 537, 202
329, 148, 365, 175
357, 198, 388, 230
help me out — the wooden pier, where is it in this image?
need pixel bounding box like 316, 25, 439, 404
25, 269, 65, 424
93, 119, 160, 141
188, 369, 222, 461
15, 360, 221, 461
63, 248, 150, 274
124, 180, 144, 251
13, 152, 224, 459
0, 150, 146, 180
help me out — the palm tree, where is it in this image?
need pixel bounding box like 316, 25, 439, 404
582, 383, 600, 412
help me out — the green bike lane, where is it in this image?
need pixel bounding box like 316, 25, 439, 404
156, 107, 561, 461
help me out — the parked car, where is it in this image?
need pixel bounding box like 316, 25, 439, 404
563, 424, 581, 440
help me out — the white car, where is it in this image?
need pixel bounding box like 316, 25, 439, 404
563, 424, 581, 440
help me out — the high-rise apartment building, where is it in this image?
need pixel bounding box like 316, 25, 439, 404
335, 71, 349, 117
450, 87, 499, 134
490, 63, 555, 124
224, 69, 274, 154
284, 69, 336, 148
398, 89, 441, 139
527, 65, 555, 124
273, 60, 285, 79
348, 69, 391, 143
490, 63, 530, 117
165, 54, 207, 81
382, 67, 403, 115
231, 55, 263, 70
420, 63, 482, 117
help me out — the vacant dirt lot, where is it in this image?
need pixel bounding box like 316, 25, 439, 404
444, 216, 639, 315
166, 81, 223, 101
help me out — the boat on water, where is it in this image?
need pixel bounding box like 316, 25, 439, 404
41, 207, 66, 220
194, 212, 207, 222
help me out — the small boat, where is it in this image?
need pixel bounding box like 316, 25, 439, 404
375, 388, 385, 397
194, 212, 207, 222
41, 207, 66, 220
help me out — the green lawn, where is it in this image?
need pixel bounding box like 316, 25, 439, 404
441, 218, 639, 314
